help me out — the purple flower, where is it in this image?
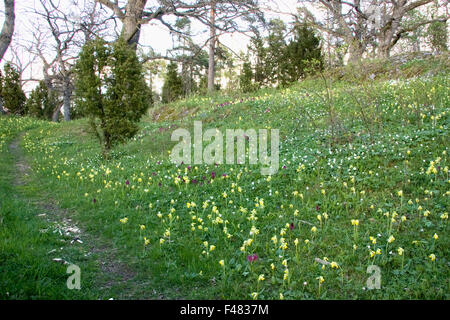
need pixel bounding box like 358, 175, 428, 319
316, 205, 320, 212
93, 198, 97, 204
125, 180, 130, 185
289, 223, 294, 230
247, 254, 258, 263
211, 172, 216, 179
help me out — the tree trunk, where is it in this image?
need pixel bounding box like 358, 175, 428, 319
121, 0, 146, 48
207, 2, 216, 93
0, 97, 5, 114
52, 105, 60, 122
348, 40, 364, 63
62, 77, 71, 121
0, 0, 15, 62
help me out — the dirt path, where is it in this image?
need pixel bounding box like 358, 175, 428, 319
8, 134, 161, 299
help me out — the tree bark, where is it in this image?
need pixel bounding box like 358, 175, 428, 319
0, 0, 15, 62
207, 1, 216, 93
121, 0, 147, 48
62, 76, 71, 121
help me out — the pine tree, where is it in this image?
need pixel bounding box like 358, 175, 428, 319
162, 62, 183, 103
239, 55, 254, 93
25, 81, 57, 120
74, 38, 151, 154
429, 20, 448, 54
0, 63, 26, 115
284, 24, 323, 83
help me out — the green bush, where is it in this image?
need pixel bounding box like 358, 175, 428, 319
0, 63, 26, 115
25, 81, 57, 120
74, 38, 151, 154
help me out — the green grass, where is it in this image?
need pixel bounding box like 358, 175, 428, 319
0, 55, 449, 299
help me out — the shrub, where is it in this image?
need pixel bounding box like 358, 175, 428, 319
0, 63, 26, 115
74, 38, 151, 155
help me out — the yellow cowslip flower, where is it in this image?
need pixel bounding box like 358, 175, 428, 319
317, 214, 322, 222
370, 236, 377, 244
294, 238, 299, 246
353, 244, 358, 250
209, 245, 216, 252
330, 261, 339, 269
433, 233, 438, 240
397, 247, 404, 256
321, 189, 326, 195
401, 215, 407, 222
283, 269, 289, 281
440, 212, 448, 220
140, 225, 146, 230
279, 293, 284, 300
282, 259, 288, 267
294, 209, 299, 216
311, 226, 318, 233
144, 237, 150, 246
159, 238, 165, 244
397, 190, 403, 197
317, 276, 324, 284
304, 239, 310, 244
120, 217, 128, 224
219, 260, 224, 267
370, 251, 376, 258
271, 263, 275, 270
323, 213, 328, 220
258, 274, 265, 282
251, 292, 258, 300
351, 219, 359, 226
157, 212, 162, 218
271, 235, 278, 244
164, 229, 170, 237
388, 235, 395, 243
376, 248, 381, 255
428, 254, 436, 262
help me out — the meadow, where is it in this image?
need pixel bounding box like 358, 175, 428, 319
0, 55, 449, 299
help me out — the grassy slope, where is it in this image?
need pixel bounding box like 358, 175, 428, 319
1, 54, 449, 299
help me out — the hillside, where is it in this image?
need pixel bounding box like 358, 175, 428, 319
0, 54, 449, 299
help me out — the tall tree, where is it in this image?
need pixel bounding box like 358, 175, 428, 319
0, 0, 15, 114
208, 1, 216, 93
0, 0, 14, 62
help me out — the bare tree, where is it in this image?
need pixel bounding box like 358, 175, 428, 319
0, 0, 15, 114
0, 0, 15, 62
27, 0, 114, 121
208, 1, 216, 92
301, 0, 448, 62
